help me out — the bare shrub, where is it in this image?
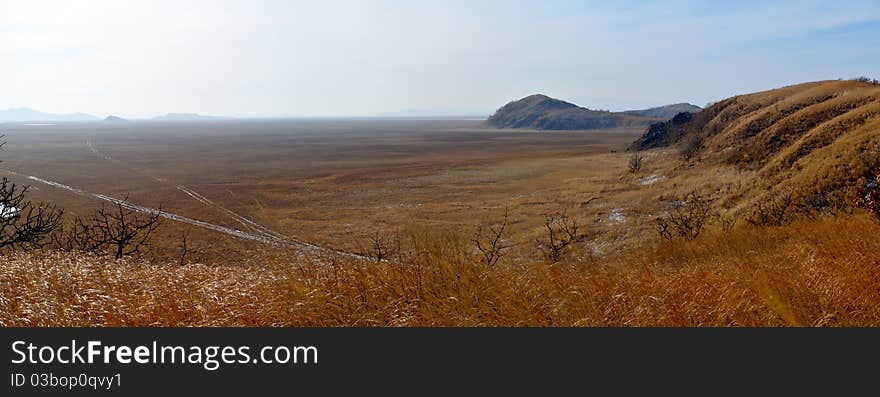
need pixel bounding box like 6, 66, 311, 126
680, 135, 703, 161
0, 136, 63, 250
852, 76, 880, 85
98, 201, 163, 259
53, 216, 105, 253
537, 209, 584, 262
748, 192, 796, 227
366, 231, 399, 262
0, 178, 64, 251
472, 208, 514, 267
655, 192, 713, 239
719, 214, 737, 233
628, 152, 644, 173
798, 189, 849, 218
178, 230, 191, 265
59, 198, 163, 259
855, 170, 880, 220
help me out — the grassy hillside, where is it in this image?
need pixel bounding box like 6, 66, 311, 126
632, 79, 880, 216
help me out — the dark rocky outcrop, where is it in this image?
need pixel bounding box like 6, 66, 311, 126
629, 112, 695, 150
624, 103, 702, 119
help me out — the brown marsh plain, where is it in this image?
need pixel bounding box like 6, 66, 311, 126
0, 120, 664, 262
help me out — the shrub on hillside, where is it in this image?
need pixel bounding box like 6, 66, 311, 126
852, 76, 880, 85
52, 198, 163, 259
537, 210, 584, 262
0, 137, 64, 251
628, 152, 644, 173
0, 178, 64, 251
748, 192, 797, 227
655, 192, 714, 239
855, 170, 880, 220
473, 209, 514, 267
680, 135, 703, 161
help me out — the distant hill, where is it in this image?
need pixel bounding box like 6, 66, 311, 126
104, 115, 127, 122
623, 103, 701, 119
485, 94, 688, 130
630, 79, 880, 209
0, 108, 98, 122
153, 113, 231, 121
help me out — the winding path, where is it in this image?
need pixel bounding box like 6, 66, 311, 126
1, 169, 365, 259
83, 136, 296, 246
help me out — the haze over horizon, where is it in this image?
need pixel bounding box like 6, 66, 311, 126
1, 0, 879, 118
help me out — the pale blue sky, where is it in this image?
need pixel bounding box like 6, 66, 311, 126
1, 0, 878, 118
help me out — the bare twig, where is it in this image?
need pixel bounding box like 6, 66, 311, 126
473, 208, 514, 267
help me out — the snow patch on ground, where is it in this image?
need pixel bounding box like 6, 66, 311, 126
639, 174, 667, 185
589, 240, 609, 256
609, 208, 626, 223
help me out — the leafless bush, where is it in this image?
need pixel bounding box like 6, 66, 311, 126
537, 210, 584, 262
628, 152, 644, 173
179, 230, 191, 265
52, 216, 104, 253
655, 192, 714, 239
473, 208, 514, 267
0, 178, 64, 251
367, 231, 399, 262
0, 135, 64, 250
799, 189, 850, 218
852, 76, 880, 85
357, 229, 405, 262
855, 169, 880, 220
97, 201, 163, 259
680, 135, 703, 161
718, 214, 737, 233
55, 198, 163, 259
748, 192, 796, 227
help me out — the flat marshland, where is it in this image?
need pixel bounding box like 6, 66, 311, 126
1, 116, 879, 326
0, 120, 651, 258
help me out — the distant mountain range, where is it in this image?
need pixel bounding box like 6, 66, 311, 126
485, 94, 701, 130
0, 109, 235, 122
0, 108, 99, 122
2, 101, 701, 126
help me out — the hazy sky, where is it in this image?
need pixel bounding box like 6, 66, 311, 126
1, 0, 879, 118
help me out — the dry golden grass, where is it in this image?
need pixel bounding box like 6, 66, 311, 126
3, 213, 879, 327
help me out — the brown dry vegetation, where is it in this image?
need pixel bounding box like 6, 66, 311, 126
2, 214, 879, 327
2, 80, 880, 326
0, 122, 650, 260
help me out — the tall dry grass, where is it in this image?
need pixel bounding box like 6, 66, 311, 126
1, 214, 879, 326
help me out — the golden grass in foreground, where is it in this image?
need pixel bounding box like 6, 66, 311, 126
2, 214, 879, 326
